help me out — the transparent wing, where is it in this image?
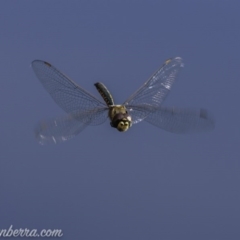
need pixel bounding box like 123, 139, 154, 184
144, 107, 215, 134
124, 57, 183, 123
35, 109, 108, 144
32, 60, 107, 122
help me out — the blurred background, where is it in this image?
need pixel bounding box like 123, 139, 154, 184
0, 1, 239, 239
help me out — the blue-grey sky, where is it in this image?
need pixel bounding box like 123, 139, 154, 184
1, 1, 240, 239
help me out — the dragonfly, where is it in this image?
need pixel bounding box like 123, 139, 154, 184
32, 57, 214, 144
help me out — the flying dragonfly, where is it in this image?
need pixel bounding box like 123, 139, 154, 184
32, 57, 214, 144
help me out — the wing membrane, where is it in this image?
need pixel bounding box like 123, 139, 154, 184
124, 57, 183, 123
145, 107, 215, 133
32, 60, 107, 117
124, 57, 183, 106
35, 109, 107, 144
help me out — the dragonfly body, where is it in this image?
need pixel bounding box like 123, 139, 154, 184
94, 82, 132, 131
32, 57, 215, 144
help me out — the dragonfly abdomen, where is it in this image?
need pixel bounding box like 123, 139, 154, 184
94, 82, 114, 106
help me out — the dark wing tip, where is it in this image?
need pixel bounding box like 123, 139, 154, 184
199, 108, 214, 120
31, 60, 51, 68
94, 82, 103, 87
199, 108, 216, 130
200, 109, 209, 119
43, 61, 51, 67
170, 56, 184, 64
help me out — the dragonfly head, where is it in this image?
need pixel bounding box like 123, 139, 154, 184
117, 119, 131, 132
110, 113, 132, 132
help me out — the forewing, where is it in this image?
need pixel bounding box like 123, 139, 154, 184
32, 60, 107, 116
124, 57, 183, 123
145, 107, 215, 134
35, 109, 108, 144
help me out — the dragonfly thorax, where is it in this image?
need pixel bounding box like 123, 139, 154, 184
109, 105, 132, 132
